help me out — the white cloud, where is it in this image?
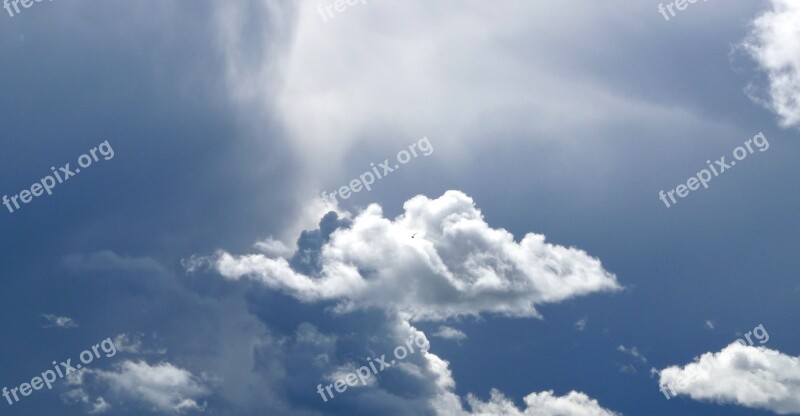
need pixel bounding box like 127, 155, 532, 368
198, 190, 621, 415
114, 334, 144, 354
463, 389, 619, 416
326, 364, 377, 388
62, 387, 90, 403
63, 391, 113, 415
658, 343, 800, 414
113, 333, 167, 355
433, 326, 467, 341
617, 345, 647, 363
89, 397, 111, 414
62, 373, 110, 414
575, 318, 588, 331
42, 314, 78, 329
254, 237, 294, 257
216, 0, 703, 199
371, 320, 619, 416
207, 191, 621, 321
95, 360, 209, 414
743, 0, 800, 128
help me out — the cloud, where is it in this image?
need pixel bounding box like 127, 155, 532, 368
216, 0, 701, 196
658, 343, 800, 414
42, 314, 78, 329
617, 345, 647, 363
192, 190, 624, 415
195, 190, 621, 415
433, 326, 467, 341
62, 250, 167, 275
113, 334, 144, 354
204, 191, 621, 321
89, 397, 111, 414
742, 0, 800, 128
575, 318, 588, 331
463, 389, 619, 416
617, 364, 637, 374
62, 371, 111, 414
254, 237, 294, 257
342, 318, 620, 416
113, 333, 167, 355
62, 388, 110, 414
95, 360, 209, 414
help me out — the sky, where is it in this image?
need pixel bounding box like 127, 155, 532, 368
1, 0, 799, 415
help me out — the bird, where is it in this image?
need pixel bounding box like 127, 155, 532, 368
411, 232, 418, 238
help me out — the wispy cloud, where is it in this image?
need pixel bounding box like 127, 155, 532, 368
42, 314, 78, 329
575, 317, 588, 331
617, 345, 647, 363
433, 326, 467, 341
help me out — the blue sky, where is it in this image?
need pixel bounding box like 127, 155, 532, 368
1, 1, 799, 415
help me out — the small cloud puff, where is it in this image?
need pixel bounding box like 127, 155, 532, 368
433, 326, 467, 341
575, 318, 588, 331
42, 314, 78, 329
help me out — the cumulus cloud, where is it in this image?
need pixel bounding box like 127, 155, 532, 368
95, 360, 209, 413
330, 318, 620, 416
742, 0, 800, 128
463, 389, 619, 416
42, 314, 78, 329
658, 343, 800, 414
433, 326, 467, 341
193, 190, 621, 415
204, 191, 621, 321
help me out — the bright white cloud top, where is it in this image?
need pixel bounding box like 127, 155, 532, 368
95, 361, 209, 414
433, 326, 468, 341
464, 389, 620, 416
658, 343, 800, 414
64, 359, 209, 415
743, 0, 800, 129
207, 190, 621, 321
191, 190, 623, 415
